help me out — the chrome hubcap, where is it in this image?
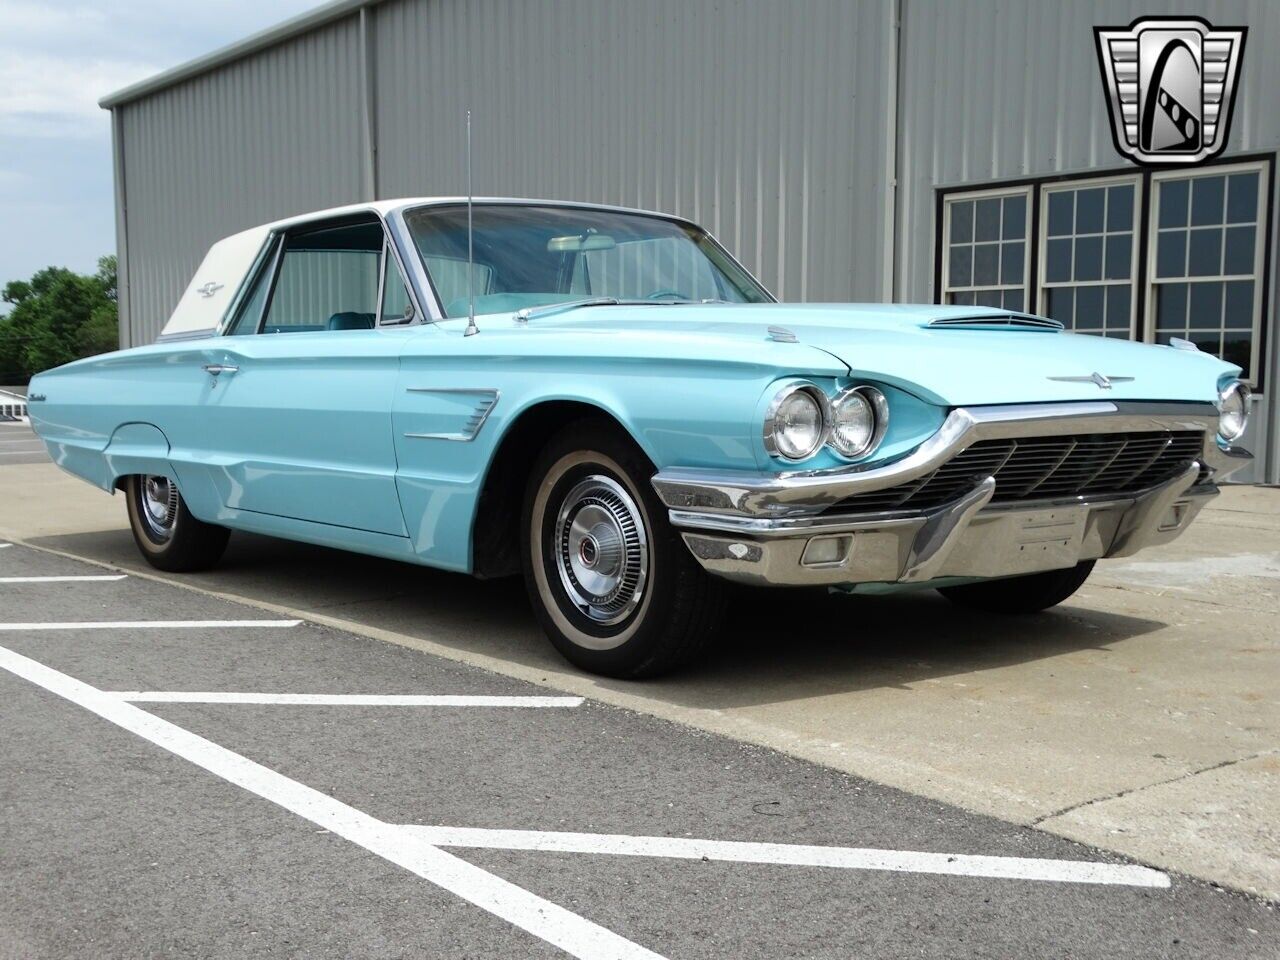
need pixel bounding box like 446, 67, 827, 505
554, 475, 648, 625
140, 475, 178, 540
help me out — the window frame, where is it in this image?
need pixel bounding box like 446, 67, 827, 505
1036, 173, 1143, 339
940, 184, 1033, 311
221, 213, 426, 337
933, 152, 1275, 391
1144, 159, 1269, 386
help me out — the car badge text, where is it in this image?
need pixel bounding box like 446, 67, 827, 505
1094, 16, 1246, 166
196, 281, 224, 298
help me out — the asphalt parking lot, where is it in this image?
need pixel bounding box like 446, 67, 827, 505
2, 538, 1278, 959
1, 424, 1278, 957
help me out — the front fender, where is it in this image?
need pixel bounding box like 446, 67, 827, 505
391, 350, 845, 569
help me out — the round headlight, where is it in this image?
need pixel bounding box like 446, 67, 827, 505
1218, 381, 1250, 442
765, 384, 827, 461
830, 386, 888, 459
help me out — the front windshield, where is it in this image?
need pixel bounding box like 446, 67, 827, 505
403, 203, 772, 318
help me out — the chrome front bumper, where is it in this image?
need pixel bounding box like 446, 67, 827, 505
652, 402, 1252, 587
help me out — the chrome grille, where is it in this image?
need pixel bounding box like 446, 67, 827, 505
830, 430, 1205, 513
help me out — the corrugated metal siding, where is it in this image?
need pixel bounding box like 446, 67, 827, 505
371, 0, 892, 304
117, 16, 369, 346
896, 0, 1280, 303
895, 0, 1280, 482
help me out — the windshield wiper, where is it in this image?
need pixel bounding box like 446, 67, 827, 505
513, 297, 689, 323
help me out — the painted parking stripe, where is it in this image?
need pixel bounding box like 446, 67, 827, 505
111, 691, 584, 707
0, 619, 301, 631
401, 825, 1170, 889
0, 544, 11, 549
0, 644, 664, 960
0, 575, 128, 584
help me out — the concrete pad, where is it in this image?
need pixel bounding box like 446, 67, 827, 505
3, 459, 1278, 899
1042, 751, 1280, 901
0, 461, 119, 537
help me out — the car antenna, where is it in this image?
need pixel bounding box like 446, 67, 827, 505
463, 109, 479, 337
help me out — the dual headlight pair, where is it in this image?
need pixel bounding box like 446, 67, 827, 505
764, 382, 888, 462
1218, 380, 1250, 442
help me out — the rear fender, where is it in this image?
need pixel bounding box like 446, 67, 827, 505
102, 423, 177, 492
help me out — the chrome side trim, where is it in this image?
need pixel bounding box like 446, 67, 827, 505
1107, 462, 1200, 557
900, 476, 996, 582
155, 328, 218, 343
402, 387, 500, 441
652, 401, 1240, 518
928, 314, 1063, 331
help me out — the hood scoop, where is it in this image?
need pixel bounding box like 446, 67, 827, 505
926, 313, 1063, 332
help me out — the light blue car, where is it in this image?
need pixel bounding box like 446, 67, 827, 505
28, 199, 1253, 677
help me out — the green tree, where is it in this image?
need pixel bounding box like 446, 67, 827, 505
0, 256, 118, 383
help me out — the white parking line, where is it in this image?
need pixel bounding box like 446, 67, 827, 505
0, 544, 11, 549
0, 619, 301, 631
111, 691, 584, 707
0, 644, 664, 960
0, 576, 128, 584
401, 826, 1169, 888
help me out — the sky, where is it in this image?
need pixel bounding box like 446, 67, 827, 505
0, 0, 322, 306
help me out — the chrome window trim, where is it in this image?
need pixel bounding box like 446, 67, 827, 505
652, 401, 1247, 518
225, 213, 427, 337
215, 233, 281, 337
383, 207, 438, 322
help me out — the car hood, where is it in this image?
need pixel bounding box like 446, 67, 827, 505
498, 302, 1235, 407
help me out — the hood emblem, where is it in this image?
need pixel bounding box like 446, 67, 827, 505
1048, 373, 1135, 390
767, 326, 798, 343
196, 281, 224, 298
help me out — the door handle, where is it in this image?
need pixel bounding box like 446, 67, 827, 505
202, 364, 239, 376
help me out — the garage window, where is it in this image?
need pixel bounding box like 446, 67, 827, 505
936, 157, 1272, 387
1038, 177, 1140, 339
941, 187, 1030, 311
1147, 163, 1267, 382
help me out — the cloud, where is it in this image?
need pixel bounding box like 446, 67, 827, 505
0, 54, 159, 138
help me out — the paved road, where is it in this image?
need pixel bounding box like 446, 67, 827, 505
0, 539, 1276, 958
0, 421, 45, 466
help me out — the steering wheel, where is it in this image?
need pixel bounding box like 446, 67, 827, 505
647, 289, 686, 301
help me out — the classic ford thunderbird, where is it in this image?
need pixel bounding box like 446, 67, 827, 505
28, 199, 1252, 676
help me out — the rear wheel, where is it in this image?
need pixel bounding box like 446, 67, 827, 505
937, 560, 1095, 614
521, 420, 726, 678
125, 475, 230, 572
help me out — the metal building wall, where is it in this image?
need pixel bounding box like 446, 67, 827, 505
115, 16, 370, 346
895, 0, 1280, 482
112, 0, 896, 348
370, 0, 894, 305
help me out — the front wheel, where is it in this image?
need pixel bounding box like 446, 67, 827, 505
125, 475, 230, 572
521, 420, 726, 678
937, 560, 1095, 614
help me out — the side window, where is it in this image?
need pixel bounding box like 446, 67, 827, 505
261, 219, 384, 334
378, 249, 415, 324
225, 240, 280, 336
